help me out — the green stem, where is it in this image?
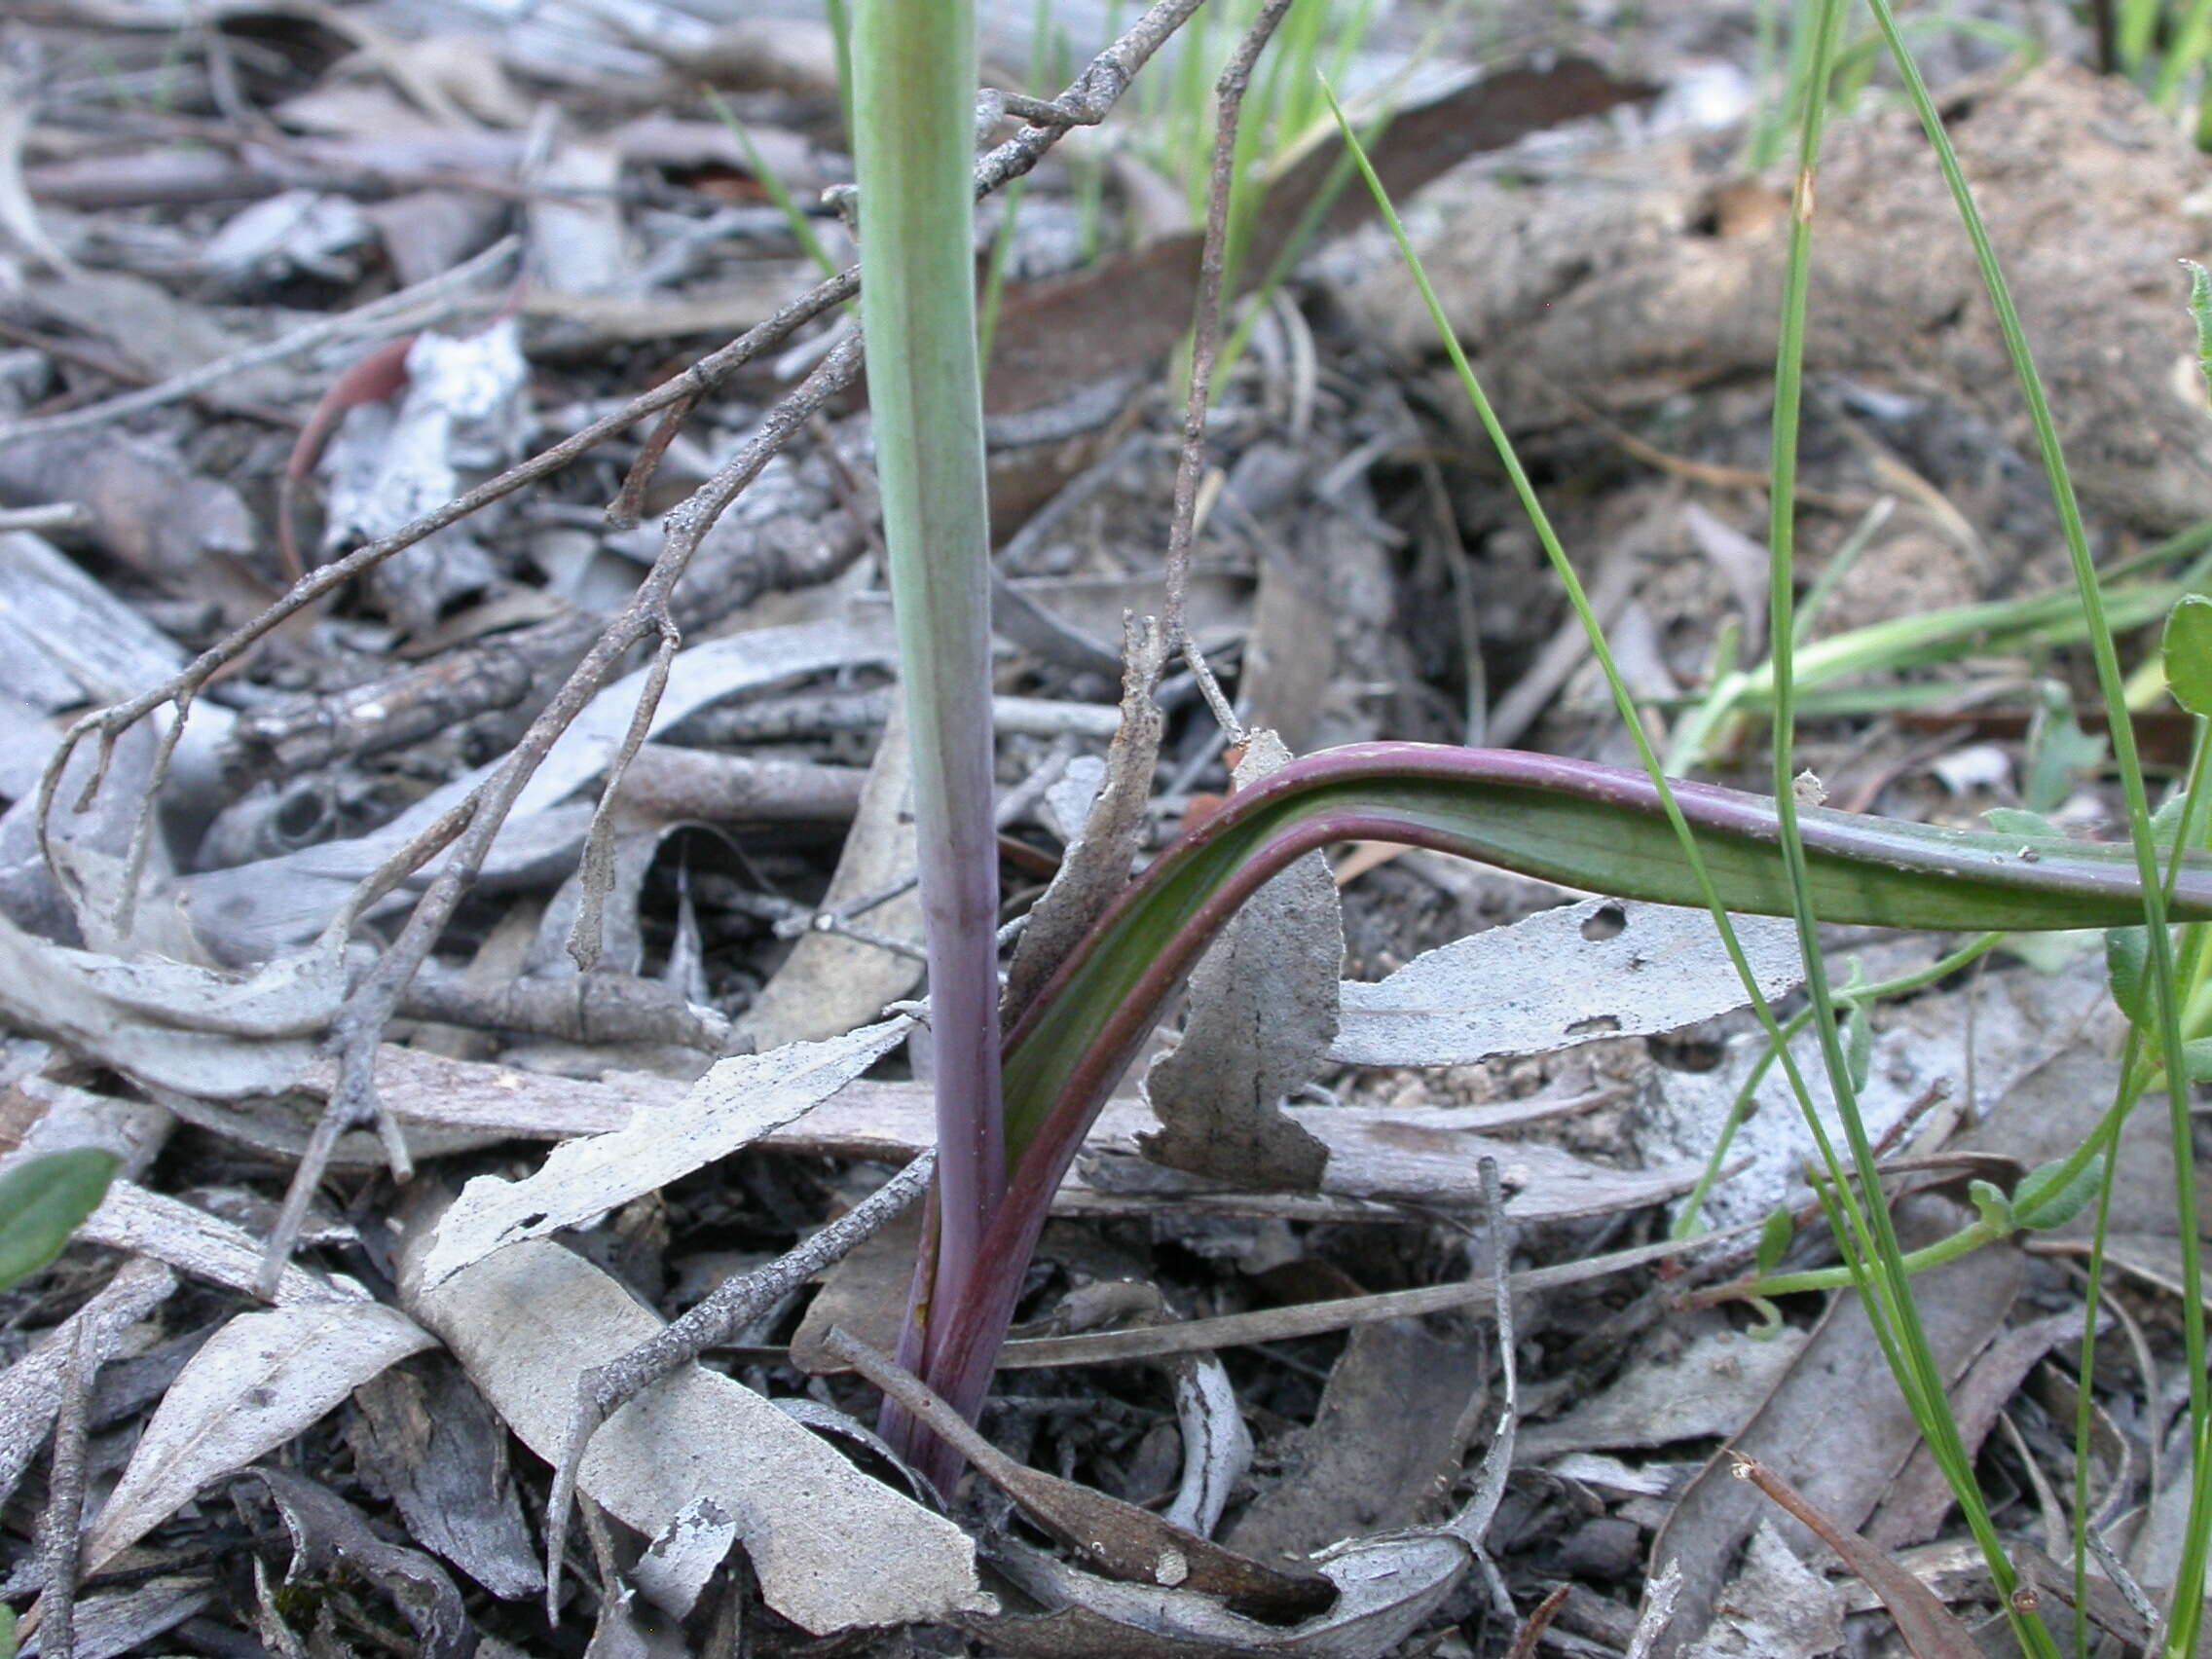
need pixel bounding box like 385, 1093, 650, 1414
850, 0, 1006, 1454
1859, 14, 2208, 1649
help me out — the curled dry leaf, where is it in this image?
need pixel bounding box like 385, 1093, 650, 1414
249, 1466, 476, 1659
0, 917, 347, 1098
830, 1327, 1333, 1623
398, 1231, 992, 1635
80, 1301, 435, 1576
1141, 730, 1337, 1192
1331, 898, 1802, 1068
416, 1014, 911, 1288
1002, 614, 1167, 1025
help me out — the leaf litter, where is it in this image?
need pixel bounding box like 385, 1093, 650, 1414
0, 3, 2204, 1654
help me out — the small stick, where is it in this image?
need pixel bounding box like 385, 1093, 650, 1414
32, 1319, 96, 1659
1161, 0, 1296, 742
541, 1149, 936, 1622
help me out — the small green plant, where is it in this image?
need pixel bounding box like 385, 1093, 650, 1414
848, 7, 2212, 1503
0, 1149, 118, 1293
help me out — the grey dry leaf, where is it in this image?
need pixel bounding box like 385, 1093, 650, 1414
249, 1466, 475, 1659
400, 1233, 992, 1635
1331, 898, 1803, 1068
0, 916, 347, 1099
417, 1014, 912, 1288
1002, 612, 1166, 1025
179, 612, 898, 961
1141, 730, 1337, 1191
735, 695, 925, 1051
80, 1301, 435, 1576
349, 1356, 544, 1601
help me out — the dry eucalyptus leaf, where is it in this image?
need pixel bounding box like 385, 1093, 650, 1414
180, 614, 897, 961
0, 1257, 175, 1507
1003, 614, 1165, 1024
349, 1355, 543, 1601
1331, 898, 1802, 1068
1646, 1197, 2023, 1658
970, 1530, 1471, 1659
1229, 1319, 1487, 1566
249, 1466, 475, 1659
400, 1233, 992, 1635
1516, 1322, 1807, 1463
78, 1180, 363, 1308
735, 697, 924, 1051
0, 916, 346, 1098
418, 1014, 910, 1288
1141, 731, 1337, 1191
81, 1301, 435, 1575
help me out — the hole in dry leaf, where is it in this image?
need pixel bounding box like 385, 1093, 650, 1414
1580, 903, 1628, 941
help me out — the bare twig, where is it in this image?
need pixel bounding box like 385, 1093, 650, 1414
33, 267, 860, 902
0, 503, 92, 536
34, 0, 1215, 1309
31, 1319, 95, 1659
1161, 0, 1296, 741
0, 237, 521, 446
567, 620, 680, 971
541, 1150, 936, 1621
260, 337, 866, 1294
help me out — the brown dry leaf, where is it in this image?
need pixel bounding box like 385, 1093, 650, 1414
1645, 1196, 2024, 1656
1868, 1309, 2083, 1550
1228, 1318, 1489, 1567
398, 1230, 992, 1635
984, 59, 1651, 415
80, 1300, 436, 1576
1728, 1456, 1983, 1659
1141, 731, 1337, 1191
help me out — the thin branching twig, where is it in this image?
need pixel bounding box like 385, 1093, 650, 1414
1161, 0, 1296, 740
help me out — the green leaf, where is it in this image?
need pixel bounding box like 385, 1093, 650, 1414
1843, 1002, 1873, 1093
1755, 1206, 1795, 1277
2164, 592, 2212, 718
2013, 1156, 2104, 1232
2181, 1037, 2212, 1082
2107, 924, 2151, 1026
1968, 1178, 2013, 1235
1, 1599, 15, 1659
1983, 807, 2061, 839
2023, 682, 2106, 815
0, 1149, 118, 1292
2187, 258, 2212, 407
2151, 792, 2192, 846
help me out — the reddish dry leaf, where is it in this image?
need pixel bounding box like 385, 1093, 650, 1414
1728, 1455, 1987, 1659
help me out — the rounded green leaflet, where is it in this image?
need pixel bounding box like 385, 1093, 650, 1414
0, 1148, 119, 1292
2163, 592, 2212, 718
